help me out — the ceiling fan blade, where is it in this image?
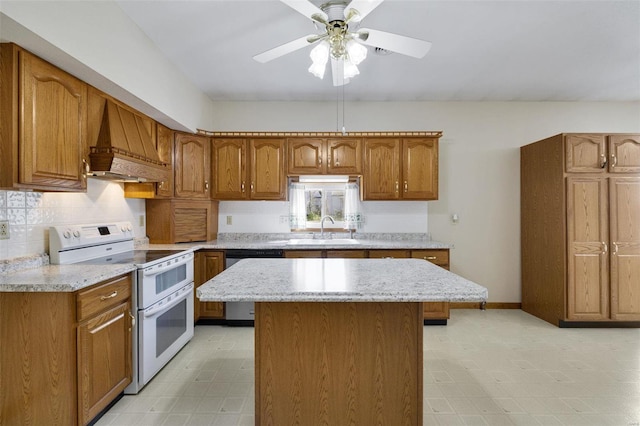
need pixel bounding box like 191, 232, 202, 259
280, 0, 328, 22
331, 58, 350, 87
345, 0, 384, 22
357, 28, 432, 58
253, 34, 318, 63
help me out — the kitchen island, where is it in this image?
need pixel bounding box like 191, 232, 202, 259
197, 258, 487, 426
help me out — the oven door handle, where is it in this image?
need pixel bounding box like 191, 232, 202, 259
143, 287, 191, 318
143, 254, 193, 277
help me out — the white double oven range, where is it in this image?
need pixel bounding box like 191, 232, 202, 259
49, 222, 194, 394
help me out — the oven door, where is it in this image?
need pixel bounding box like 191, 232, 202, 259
138, 252, 194, 308
139, 282, 194, 386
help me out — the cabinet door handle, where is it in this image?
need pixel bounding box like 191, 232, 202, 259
251, 182, 254, 192
241, 182, 245, 193
602, 242, 608, 254
204, 180, 209, 190
395, 181, 399, 193
611, 154, 617, 167
82, 159, 88, 179
100, 291, 118, 301
600, 154, 607, 169
318, 156, 322, 166
129, 312, 136, 327
612, 242, 618, 255
424, 256, 437, 260
327, 154, 331, 168
404, 181, 408, 192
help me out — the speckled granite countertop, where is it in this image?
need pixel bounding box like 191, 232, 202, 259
0, 233, 450, 292
197, 258, 487, 302
0, 264, 136, 292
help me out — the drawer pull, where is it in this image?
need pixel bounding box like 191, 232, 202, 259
100, 291, 118, 301
424, 256, 437, 260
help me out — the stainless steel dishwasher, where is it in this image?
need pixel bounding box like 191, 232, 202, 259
224, 249, 284, 325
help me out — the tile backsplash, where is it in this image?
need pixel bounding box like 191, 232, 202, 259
0, 179, 145, 260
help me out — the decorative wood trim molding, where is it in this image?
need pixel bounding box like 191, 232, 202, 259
451, 302, 522, 310
197, 130, 443, 138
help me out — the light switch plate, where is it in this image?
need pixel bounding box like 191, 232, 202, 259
0, 221, 9, 239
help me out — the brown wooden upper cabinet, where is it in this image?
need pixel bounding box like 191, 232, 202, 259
565, 133, 640, 173
288, 138, 362, 175
0, 43, 88, 191
363, 137, 438, 200
212, 137, 286, 200
155, 123, 175, 197
174, 132, 211, 199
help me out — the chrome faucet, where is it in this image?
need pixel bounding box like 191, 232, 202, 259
320, 215, 335, 238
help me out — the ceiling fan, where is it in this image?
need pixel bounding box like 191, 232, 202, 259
253, 0, 432, 86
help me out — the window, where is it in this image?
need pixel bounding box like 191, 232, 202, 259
303, 183, 345, 229
290, 181, 363, 232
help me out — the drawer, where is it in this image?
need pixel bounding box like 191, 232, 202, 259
368, 250, 410, 258
411, 250, 449, 267
77, 274, 132, 321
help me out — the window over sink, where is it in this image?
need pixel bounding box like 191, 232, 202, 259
289, 180, 363, 232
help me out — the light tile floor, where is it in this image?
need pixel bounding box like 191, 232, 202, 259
97, 310, 640, 426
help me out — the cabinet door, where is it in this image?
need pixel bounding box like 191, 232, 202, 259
327, 138, 362, 174
609, 135, 640, 173
288, 138, 324, 174
174, 133, 211, 198
565, 134, 606, 173
212, 138, 247, 200
402, 138, 438, 200
566, 177, 609, 320
77, 301, 132, 426
195, 251, 225, 320
20, 50, 88, 190
609, 177, 640, 320
155, 123, 174, 197
363, 138, 401, 200
411, 250, 450, 319
250, 138, 286, 200
368, 250, 410, 258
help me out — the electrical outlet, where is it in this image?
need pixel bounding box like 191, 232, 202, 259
0, 221, 9, 240
226, 215, 232, 225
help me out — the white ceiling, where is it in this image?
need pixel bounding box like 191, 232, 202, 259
116, 0, 640, 102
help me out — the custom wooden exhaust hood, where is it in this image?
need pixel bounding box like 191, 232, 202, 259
89, 101, 170, 182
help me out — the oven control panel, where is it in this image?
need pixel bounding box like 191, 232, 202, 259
50, 221, 134, 252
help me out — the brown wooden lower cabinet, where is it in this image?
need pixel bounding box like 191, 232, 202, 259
369, 249, 451, 321
195, 250, 225, 321
0, 274, 133, 426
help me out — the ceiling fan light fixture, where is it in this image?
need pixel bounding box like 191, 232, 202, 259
343, 59, 360, 79
309, 41, 330, 79
346, 39, 367, 65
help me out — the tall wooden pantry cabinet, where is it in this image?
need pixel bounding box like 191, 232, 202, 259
521, 133, 640, 327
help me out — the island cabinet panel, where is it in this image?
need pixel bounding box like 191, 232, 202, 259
255, 301, 423, 426
195, 250, 226, 321
1, 43, 88, 191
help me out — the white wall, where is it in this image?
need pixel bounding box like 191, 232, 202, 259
210, 101, 640, 303
0, 2, 215, 132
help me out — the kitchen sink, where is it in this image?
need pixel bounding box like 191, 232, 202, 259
287, 239, 360, 245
